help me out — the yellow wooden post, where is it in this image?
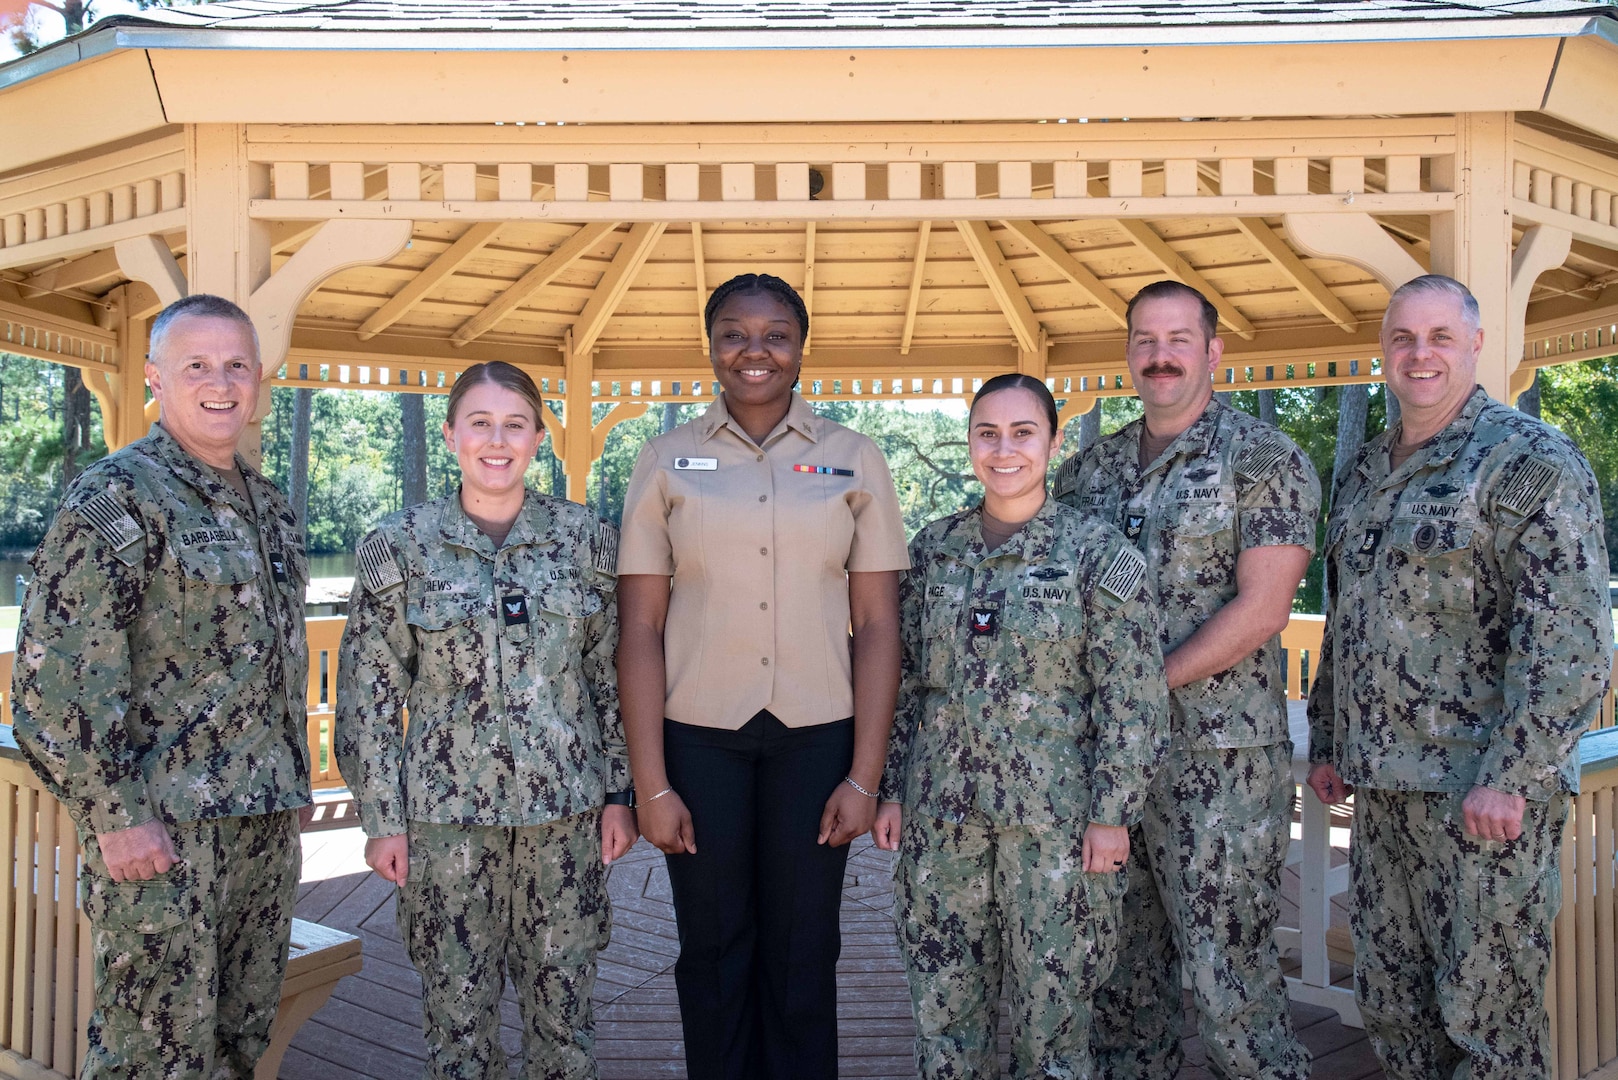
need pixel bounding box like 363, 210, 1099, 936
1431, 112, 1513, 401
562, 333, 594, 504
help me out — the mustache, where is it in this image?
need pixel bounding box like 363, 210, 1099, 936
1140, 363, 1184, 377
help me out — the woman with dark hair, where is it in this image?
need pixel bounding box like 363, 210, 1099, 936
616, 274, 910, 1080
335, 361, 635, 1079
873, 373, 1169, 1079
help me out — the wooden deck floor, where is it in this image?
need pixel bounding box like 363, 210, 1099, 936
281, 821, 1381, 1079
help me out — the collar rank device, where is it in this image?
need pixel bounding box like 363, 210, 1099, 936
268, 552, 289, 583
502, 594, 530, 626
1125, 514, 1146, 541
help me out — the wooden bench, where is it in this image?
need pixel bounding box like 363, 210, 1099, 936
0, 735, 361, 1080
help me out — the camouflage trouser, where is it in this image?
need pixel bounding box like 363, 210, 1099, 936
400, 814, 610, 1080
896, 811, 1124, 1080
1091, 742, 1308, 1080
1352, 788, 1568, 1080
79, 810, 301, 1080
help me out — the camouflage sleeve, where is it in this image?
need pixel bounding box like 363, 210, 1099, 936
11, 488, 157, 835
1478, 452, 1615, 799
1235, 434, 1321, 553
584, 518, 628, 794
334, 529, 415, 837
1305, 560, 1340, 767
1083, 536, 1170, 826
880, 534, 929, 803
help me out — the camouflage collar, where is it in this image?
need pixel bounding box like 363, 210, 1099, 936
143, 421, 258, 516
1096, 394, 1224, 480
1363, 385, 1489, 486
960, 497, 1062, 565
697, 390, 819, 447
438, 488, 559, 556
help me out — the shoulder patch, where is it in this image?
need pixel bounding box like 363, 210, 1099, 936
1497, 456, 1559, 517
74, 492, 142, 552
1097, 544, 1147, 604
1233, 433, 1290, 481
593, 520, 620, 576
356, 534, 405, 594
1053, 454, 1082, 499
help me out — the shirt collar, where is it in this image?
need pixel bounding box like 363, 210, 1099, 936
145, 421, 254, 516
439, 488, 561, 557
1363, 385, 1489, 483
957, 497, 1062, 566
697, 391, 819, 447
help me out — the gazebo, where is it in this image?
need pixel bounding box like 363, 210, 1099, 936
1, 1, 1617, 1077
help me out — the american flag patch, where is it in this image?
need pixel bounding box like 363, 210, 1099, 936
1234, 434, 1289, 481
74, 493, 142, 552
593, 521, 620, 576
1497, 457, 1559, 516
357, 534, 404, 594
1053, 455, 1082, 498
1097, 545, 1147, 603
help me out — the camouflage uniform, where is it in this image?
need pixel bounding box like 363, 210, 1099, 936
883, 500, 1168, 1080
335, 489, 624, 1080
11, 422, 311, 1080
1055, 396, 1320, 1080
1308, 387, 1614, 1080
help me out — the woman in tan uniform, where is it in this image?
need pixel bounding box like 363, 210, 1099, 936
616, 274, 910, 1080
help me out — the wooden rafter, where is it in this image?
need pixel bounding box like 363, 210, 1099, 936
572, 221, 667, 356
691, 222, 708, 348
451, 221, 618, 347
22, 249, 123, 295
1234, 218, 1357, 333
900, 221, 931, 356
803, 222, 816, 354
999, 220, 1128, 331
359, 222, 499, 340
955, 220, 1040, 354
1112, 217, 1257, 341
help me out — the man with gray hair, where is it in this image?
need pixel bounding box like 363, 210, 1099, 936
1307, 274, 1613, 1078
12, 294, 313, 1078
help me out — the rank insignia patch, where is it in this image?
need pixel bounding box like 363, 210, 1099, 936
502, 594, 530, 626
970, 607, 998, 636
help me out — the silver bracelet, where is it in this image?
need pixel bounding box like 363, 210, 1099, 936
637, 786, 674, 808
843, 776, 877, 798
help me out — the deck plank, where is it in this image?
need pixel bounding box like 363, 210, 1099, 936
289, 833, 1381, 1079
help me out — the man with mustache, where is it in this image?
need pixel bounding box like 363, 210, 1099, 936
11, 294, 313, 1079
1055, 280, 1319, 1080
1306, 275, 1613, 1079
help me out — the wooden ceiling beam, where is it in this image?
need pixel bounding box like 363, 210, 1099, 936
22, 248, 124, 294
1235, 217, 1358, 332
955, 219, 1040, 355
1113, 217, 1257, 340
803, 222, 817, 354
900, 221, 932, 356
691, 222, 709, 349
359, 221, 499, 340
999, 219, 1129, 331
451, 220, 618, 347
571, 221, 667, 357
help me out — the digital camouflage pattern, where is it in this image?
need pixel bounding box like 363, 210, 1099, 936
1091, 743, 1307, 1080
884, 499, 1166, 1079
1308, 387, 1612, 1078
335, 489, 625, 837
1308, 387, 1612, 796
79, 811, 300, 1080
1054, 395, 1320, 751
897, 811, 1125, 1079
401, 815, 609, 1080
1351, 789, 1567, 1080
12, 422, 312, 835
1055, 398, 1318, 1079
881, 499, 1167, 825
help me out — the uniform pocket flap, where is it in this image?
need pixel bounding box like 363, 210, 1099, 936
82, 878, 187, 934
534, 581, 604, 620
1003, 599, 1083, 642
1478, 868, 1559, 925
406, 594, 485, 631
1392, 519, 1473, 558
173, 539, 259, 585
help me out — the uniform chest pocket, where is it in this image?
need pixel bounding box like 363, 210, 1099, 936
1001, 600, 1083, 683
1390, 520, 1475, 613
174, 543, 260, 652
1170, 499, 1234, 543
407, 593, 488, 687
918, 590, 962, 688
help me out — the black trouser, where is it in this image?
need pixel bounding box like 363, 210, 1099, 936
662, 710, 854, 1080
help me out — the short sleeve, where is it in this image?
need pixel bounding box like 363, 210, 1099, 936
1236, 435, 1321, 555
846, 437, 911, 573
616, 441, 675, 576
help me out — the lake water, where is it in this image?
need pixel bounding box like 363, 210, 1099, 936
0, 551, 357, 605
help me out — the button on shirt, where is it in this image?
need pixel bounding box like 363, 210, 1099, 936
618, 392, 911, 731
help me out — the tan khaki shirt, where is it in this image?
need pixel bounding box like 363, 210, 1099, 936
619, 392, 911, 730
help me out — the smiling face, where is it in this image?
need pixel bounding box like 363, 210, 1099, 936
144, 314, 261, 470
1381, 289, 1482, 438
969, 386, 1064, 515
441, 382, 544, 504
1124, 293, 1223, 430
708, 289, 804, 413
